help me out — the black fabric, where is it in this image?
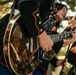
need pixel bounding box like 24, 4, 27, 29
38, 56, 58, 73
39, 59, 49, 71
18, 0, 64, 74
18, 2, 45, 37
51, 30, 64, 53
53, 40, 63, 53
39, 0, 53, 19
18, 0, 44, 7
38, 41, 63, 70
0, 14, 10, 57
18, 0, 54, 37
49, 57, 58, 67
38, 40, 63, 72
0, 62, 15, 75
38, 30, 63, 72
19, 0, 54, 11
34, 65, 46, 75
67, 42, 76, 66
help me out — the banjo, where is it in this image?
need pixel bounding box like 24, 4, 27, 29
3, 13, 73, 75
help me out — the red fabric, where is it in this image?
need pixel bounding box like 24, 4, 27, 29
29, 72, 33, 75
70, 46, 76, 54
51, 26, 57, 32
0, 62, 7, 67
29, 65, 47, 75
38, 65, 47, 75
3, 45, 8, 51
32, 8, 40, 35
0, 62, 12, 72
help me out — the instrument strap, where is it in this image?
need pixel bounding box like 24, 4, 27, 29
8, 0, 16, 22
60, 44, 71, 75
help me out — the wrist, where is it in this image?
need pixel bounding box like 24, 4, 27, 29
38, 31, 47, 39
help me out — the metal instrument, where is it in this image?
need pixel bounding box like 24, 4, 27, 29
3, 13, 73, 75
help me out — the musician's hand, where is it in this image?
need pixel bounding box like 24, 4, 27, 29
56, 59, 65, 66
68, 16, 76, 29
63, 30, 76, 47
38, 31, 54, 51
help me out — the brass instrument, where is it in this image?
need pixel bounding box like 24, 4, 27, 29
3, 13, 55, 75
3, 13, 74, 75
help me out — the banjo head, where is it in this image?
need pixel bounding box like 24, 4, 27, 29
3, 13, 39, 75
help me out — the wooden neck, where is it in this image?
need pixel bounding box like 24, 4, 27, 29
49, 32, 71, 43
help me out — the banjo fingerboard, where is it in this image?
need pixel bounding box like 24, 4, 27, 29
49, 32, 71, 43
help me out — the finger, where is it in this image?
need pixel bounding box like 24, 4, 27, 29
72, 31, 76, 34
49, 47, 52, 51
45, 48, 52, 51
71, 16, 76, 20
42, 48, 46, 51
68, 16, 71, 21
45, 48, 49, 51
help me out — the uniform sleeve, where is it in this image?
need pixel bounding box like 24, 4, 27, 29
49, 0, 54, 12
52, 40, 63, 53
18, 1, 45, 37
49, 56, 58, 67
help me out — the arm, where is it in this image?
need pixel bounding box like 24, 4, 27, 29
18, 1, 53, 51
68, 16, 76, 29
62, 17, 76, 47
63, 37, 76, 47
63, 28, 76, 47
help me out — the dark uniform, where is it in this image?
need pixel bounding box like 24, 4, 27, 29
18, 1, 64, 74
0, 0, 19, 75
18, 1, 76, 75
37, 25, 64, 74
0, 1, 75, 75
18, 0, 54, 37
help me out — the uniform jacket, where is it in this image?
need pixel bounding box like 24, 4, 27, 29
18, 0, 54, 37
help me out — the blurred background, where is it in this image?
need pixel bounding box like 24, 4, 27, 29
0, 0, 76, 75
0, 0, 76, 19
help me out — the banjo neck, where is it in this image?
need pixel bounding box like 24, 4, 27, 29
49, 32, 71, 43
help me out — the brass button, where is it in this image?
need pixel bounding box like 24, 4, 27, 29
36, 13, 39, 16
51, 12, 53, 14
54, 20, 56, 23
40, 29, 43, 32
54, 14, 56, 17
39, 21, 41, 24
50, 7, 52, 10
